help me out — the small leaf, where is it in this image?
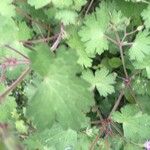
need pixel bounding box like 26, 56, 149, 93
27, 0, 52, 9
67, 27, 92, 67
78, 2, 109, 56
55, 10, 78, 25
52, 0, 72, 8
108, 57, 122, 68
82, 67, 116, 97
129, 30, 150, 62
18, 22, 33, 40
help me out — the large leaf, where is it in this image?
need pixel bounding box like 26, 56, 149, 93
25, 124, 98, 150
24, 124, 77, 150
27, 44, 94, 130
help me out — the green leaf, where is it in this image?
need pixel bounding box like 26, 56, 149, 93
82, 67, 116, 97
72, 0, 87, 11
141, 4, 150, 29
108, 57, 122, 68
132, 76, 150, 95
0, 0, 15, 17
0, 85, 17, 123
67, 27, 92, 67
55, 10, 78, 25
27, 44, 94, 130
98, 136, 124, 150
112, 105, 150, 142
124, 143, 142, 150
0, 17, 18, 45
18, 21, 33, 40
133, 55, 150, 78
52, 0, 73, 8
78, 2, 109, 56
5, 65, 27, 80
25, 125, 99, 150
25, 124, 77, 150
27, 0, 52, 9
137, 96, 150, 115
115, 0, 146, 25
109, 9, 129, 31
129, 30, 150, 62
124, 88, 135, 103
28, 44, 53, 76
15, 120, 28, 134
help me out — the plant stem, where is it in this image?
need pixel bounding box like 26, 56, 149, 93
111, 24, 129, 78
0, 67, 31, 102
122, 28, 138, 42
85, 0, 95, 15
20, 34, 58, 44
119, 44, 128, 78
89, 134, 99, 150
111, 122, 123, 136
108, 90, 124, 118
122, 42, 133, 46
104, 34, 118, 46
5, 45, 29, 60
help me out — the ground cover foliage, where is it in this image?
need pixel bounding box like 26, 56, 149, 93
0, 0, 150, 149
